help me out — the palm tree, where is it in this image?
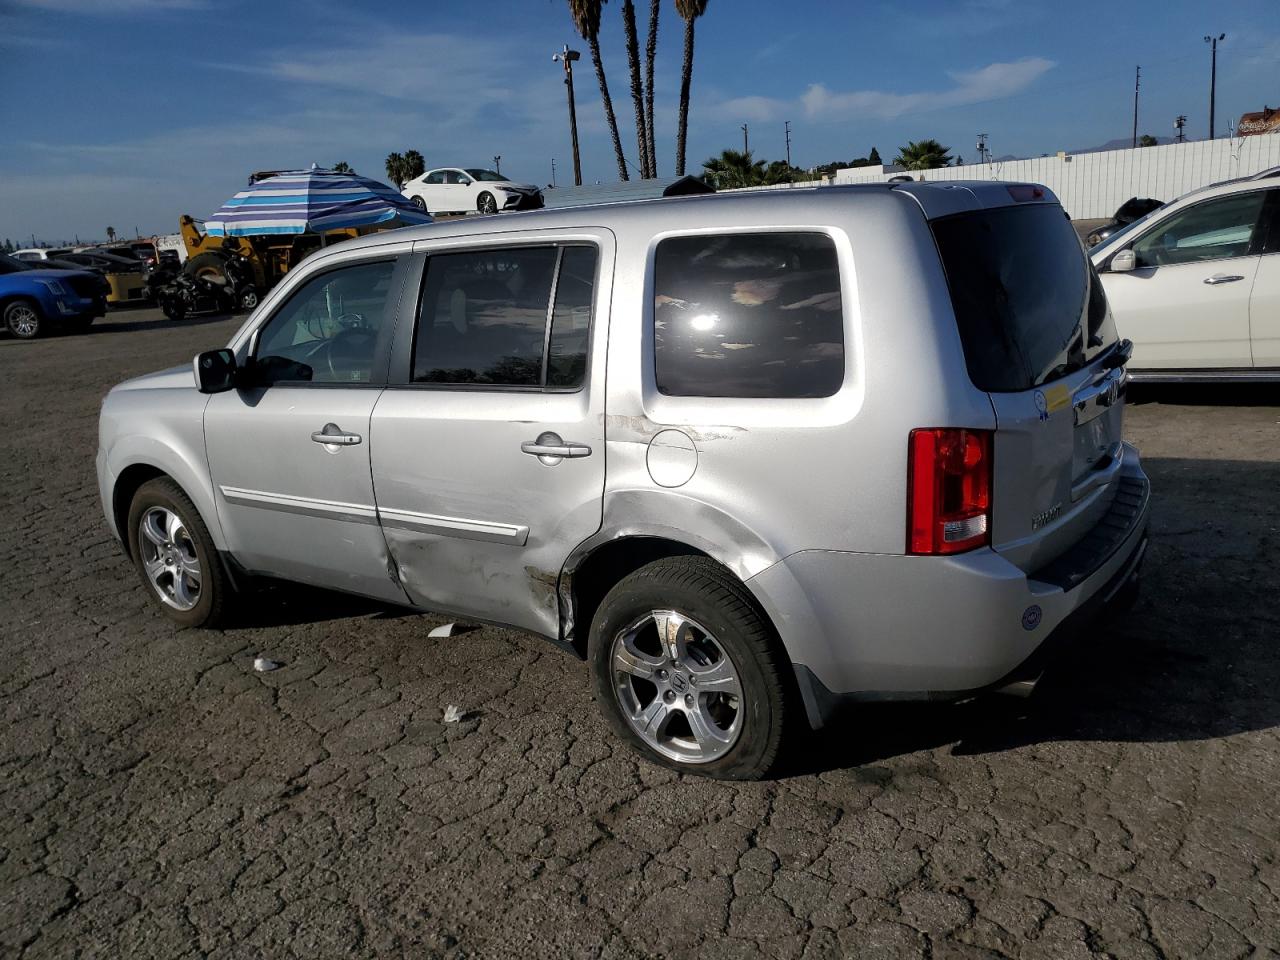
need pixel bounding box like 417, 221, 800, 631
331, 161, 353, 174
403, 149, 425, 181
644, 0, 659, 177
568, 0, 629, 181
674, 0, 708, 176
621, 1, 650, 178
894, 139, 953, 170
699, 149, 765, 189
385, 152, 406, 188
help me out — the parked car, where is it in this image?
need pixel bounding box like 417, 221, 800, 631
12, 247, 73, 262
58, 251, 148, 304
0, 253, 107, 338
401, 167, 544, 215
98, 182, 1149, 779
1085, 197, 1164, 248
1091, 170, 1280, 380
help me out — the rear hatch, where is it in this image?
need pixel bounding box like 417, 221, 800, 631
930, 196, 1128, 575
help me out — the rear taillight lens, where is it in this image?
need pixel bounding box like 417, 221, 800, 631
907, 428, 993, 555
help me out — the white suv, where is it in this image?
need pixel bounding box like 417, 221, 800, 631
1091, 167, 1280, 380
402, 167, 544, 216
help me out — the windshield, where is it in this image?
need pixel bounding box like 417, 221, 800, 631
465, 169, 506, 182
931, 203, 1119, 392
0, 253, 35, 274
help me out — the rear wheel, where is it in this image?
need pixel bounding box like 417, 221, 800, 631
184, 251, 229, 285
477, 192, 498, 215
4, 299, 43, 339
589, 557, 793, 779
127, 478, 231, 628
238, 287, 259, 310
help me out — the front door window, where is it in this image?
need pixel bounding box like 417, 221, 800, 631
1132, 191, 1267, 267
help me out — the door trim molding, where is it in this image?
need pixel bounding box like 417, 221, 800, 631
377, 506, 530, 545
218, 485, 380, 525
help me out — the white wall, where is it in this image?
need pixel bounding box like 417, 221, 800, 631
831, 137, 1280, 219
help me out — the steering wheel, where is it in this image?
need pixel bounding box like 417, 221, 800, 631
324, 328, 377, 381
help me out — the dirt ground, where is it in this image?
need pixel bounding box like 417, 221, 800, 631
2, 307, 1278, 959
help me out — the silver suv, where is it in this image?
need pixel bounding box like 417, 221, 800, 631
97, 183, 1151, 779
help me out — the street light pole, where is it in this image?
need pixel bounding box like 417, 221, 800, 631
1132, 65, 1140, 149
1204, 33, 1225, 140
553, 45, 584, 186
493, 155, 501, 175
784, 121, 792, 167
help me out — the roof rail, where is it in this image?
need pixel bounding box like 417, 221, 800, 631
1248, 165, 1280, 180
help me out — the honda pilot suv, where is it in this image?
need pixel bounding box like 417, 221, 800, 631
97, 183, 1150, 779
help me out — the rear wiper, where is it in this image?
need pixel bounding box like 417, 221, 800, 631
1100, 339, 1133, 370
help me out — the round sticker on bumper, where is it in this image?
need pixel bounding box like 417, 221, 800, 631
1021, 605, 1042, 631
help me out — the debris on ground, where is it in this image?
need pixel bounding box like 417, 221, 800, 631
428, 621, 477, 639
443, 705, 465, 723
253, 656, 281, 672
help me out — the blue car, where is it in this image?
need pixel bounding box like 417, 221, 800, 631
0, 252, 108, 339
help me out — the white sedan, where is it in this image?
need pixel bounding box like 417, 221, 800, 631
1091, 166, 1280, 381
402, 168, 544, 216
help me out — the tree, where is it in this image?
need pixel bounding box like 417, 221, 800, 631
106, 226, 116, 242
894, 139, 952, 170
700, 149, 794, 189
403, 150, 425, 181
331, 161, 354, 173
674, 0, 709, 176
621, 1, 650, 178
643, 0, 659, 177
868, 146, 881, 165
385, 152, 406, 188
568, 0, 629, 181
1138, 134, 1158, 147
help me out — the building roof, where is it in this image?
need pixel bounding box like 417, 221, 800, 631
1238, 107, 1280, 136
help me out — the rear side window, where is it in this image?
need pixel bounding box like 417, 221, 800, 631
412, 245, 597, 388
653, 232, 844, 398
931, 204, 1118, 392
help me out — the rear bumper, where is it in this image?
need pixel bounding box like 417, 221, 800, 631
747, 443, 1151, 727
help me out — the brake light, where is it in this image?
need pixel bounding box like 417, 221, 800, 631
907, 428, 993, 555
1005, 184, 1045, 203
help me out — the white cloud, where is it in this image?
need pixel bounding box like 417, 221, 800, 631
719, 57, 1056, 124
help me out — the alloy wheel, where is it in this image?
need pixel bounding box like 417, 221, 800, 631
610, 609, 743, 763
8, 304, 39, 338
137, 506, 202, 611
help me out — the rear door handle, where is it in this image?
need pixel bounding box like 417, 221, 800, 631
521, 431, 592, 464
311, 423, 362, 446
1203, 274, 1245, 285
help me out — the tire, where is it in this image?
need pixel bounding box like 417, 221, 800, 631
477, 192, 498, 215
161, 298, 186, 322
126, 477, 232, 629
4, 298, 44, 339
411, 195, 428, 212
184, 251, 230, 285
589, 557, 794, 780
238, 287, 259, 311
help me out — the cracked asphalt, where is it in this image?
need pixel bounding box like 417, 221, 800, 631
2, 307, 1279, 959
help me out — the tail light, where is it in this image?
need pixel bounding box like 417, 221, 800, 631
908, 428, 993, 555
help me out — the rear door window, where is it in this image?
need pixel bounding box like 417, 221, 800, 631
652, 232, 844, 398
412, 245, 598, 388
930, 203, 1117, 392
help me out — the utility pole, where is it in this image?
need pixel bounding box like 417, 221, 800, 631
1174, 114, 1187, 143
1132, 65, 1141, 149
493, 155, 501, 175
975, 133, 989, 164
784, 121, 792, 167
1204, 33, 1225, 139
551, 158, 557, 188
742, 124, 749, 155
553, 45, 584, 186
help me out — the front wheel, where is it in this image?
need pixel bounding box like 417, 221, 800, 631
127, 477, 232, 628
411, 195, 428, 212
4, 299, 44, 339
238, 287, 259, 310
589, 557, 794, 779
477, 192, 498, 215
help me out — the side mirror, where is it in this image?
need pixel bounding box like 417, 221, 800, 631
194, 348, 237, 393
1109, 248, 1136, 273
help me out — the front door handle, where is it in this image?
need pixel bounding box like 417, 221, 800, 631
521, 431, 592, 465
311, 423, 362, 446
1203, 274, 1245, 285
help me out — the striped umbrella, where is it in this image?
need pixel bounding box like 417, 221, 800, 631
204, 165, 432, 237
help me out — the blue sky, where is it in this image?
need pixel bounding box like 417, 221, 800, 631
1, 0, 1277, 244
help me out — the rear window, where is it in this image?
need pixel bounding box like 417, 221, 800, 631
653, 232, 844, 398
931, 204, 1118, 392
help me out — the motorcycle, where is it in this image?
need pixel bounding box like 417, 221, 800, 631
153, 240, 259, 321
